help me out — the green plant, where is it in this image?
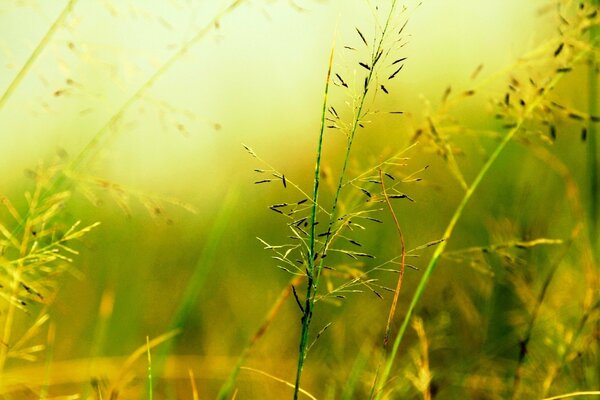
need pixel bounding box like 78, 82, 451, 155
245, 2, 429, 397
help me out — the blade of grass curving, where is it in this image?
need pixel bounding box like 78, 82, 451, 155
542, 391, 600, 400
217, 275, 303, 400
0, 0, 78, 112
292, 33, 336, 400
243, 367, 317, 400
378, 168, 406, 348
374, 48, 591, 398
368, 169, 407, 396
153, 189, 238, 381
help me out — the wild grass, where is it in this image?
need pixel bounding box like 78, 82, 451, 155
1, 0, 599, 398
245, 0, 600, 398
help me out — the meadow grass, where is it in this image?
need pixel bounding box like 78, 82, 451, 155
0, 0, 599, 398
245, 1, 600, 398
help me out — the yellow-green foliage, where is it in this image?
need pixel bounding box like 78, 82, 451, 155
0, 0, 598, 399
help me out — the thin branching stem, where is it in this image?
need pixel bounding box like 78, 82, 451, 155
292, 37, 336, 400
319, 1, 399, 270
368, 169, 407, 397
294, 5, 401, 396
378, 168, 406, 349
0, 0, 78, 112
0, 183, 43, 375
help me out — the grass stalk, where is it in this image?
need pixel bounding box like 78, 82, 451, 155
295, 5, 400, 396
317, 2, 399, 271
374, 49, 590, 397
107, 330, 178, 398
588, 0, 599, 260
542, 391, 600, 400
292, 38, 336, 400
587, 1, 599, 392
188, 369, 199, 400
0, 0, 78, 112
243, 367, 317, 400
368, 168, 407, 396
378, 168, 407, 348
147, 337, 153, 400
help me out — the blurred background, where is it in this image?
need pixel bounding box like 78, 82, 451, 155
0, 0, 598, 399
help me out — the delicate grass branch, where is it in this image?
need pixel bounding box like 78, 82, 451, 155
0, 0, 78, 112
378, 168, 407, 349
542, 391, 600, 400
293, 36, 336, 400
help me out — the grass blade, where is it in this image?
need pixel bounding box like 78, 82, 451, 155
146, 337, 153, 400
0, 0, 78, 112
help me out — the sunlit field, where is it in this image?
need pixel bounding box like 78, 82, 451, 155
0, 0, 599, 399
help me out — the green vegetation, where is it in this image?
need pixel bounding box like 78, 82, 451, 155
0, 0, 599, 399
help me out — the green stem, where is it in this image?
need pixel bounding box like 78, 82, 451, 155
587, 1, 599, 392
314, 0, 399, 295
0, 0, 78, 112
294, 5, 400, 397
588, 0, 599, 261
293, 41, 335, 400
